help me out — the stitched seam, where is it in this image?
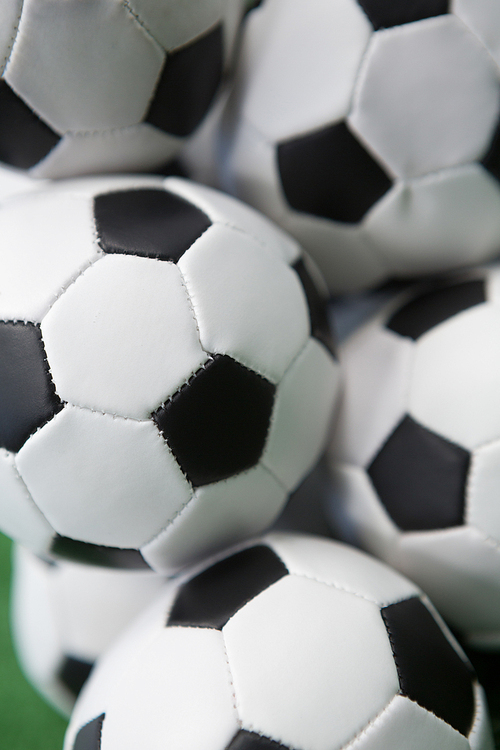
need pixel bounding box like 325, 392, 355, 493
1, 1, 23, 73
259, 460, 288, 494
295, 571, 415, 609
120, 0, 159, 46
220, 631, 242, 731
142, 491, 195, 548
41, 252, 102, 321
339, 698, 397, 750
6, 448, 51, 528
175, 264, 209, 355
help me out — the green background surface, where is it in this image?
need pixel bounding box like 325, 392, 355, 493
1, 527, 500, 749
0, 533, 67, 750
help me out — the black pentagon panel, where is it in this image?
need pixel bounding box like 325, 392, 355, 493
168, 545, 288, 630
292, 258, 336, 356
0, 80, 61, 169
481, 118, 500, 183
368, 416, 469, 531
50, 536, 152, 570
356, 0, 449, 30
153, 355, 276, 487
381, 597, 475, 736
94, 188, 211, 262
72, 714, 105, 750
59, 656, 94, 698
0, 321, 63, 453
227, 730, 291, 750
278, 122, 393, 224
386, 280, 486, 340
145, 24, 223, 137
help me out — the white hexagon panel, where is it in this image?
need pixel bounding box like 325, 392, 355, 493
10, 544, 168, 716
63, 534, 492, 750
0, 175, 340, 574
0, 0, 246, 178
329, 264, 500, 647
222, 0, 500, 292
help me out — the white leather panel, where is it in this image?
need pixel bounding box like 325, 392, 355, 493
349, 16, 500, 179
347, 694, 470, 750
16, 405, 192, 549
326, 463, 401, 561
266, 533, 419, 608
334, 319, 413, 467
100, 628, 238, 750
51, 563, 165, 662
224, 574, 398, 750
453, 0, 500, 69
0, 190, 98, 322
397, 526, 500, 636
0, 0, 22, 73
467, 440, 500, 541
178, 223, 309, 383
262, 339, 340, 491
124, 0, 225, 52
285, 210, 389, 295
141, 464, 286, 575
10, 544, 74, 716
469, 683, 495, 750
5, 0, 164, 131
409, 303, 500, 451
0, 448, 53, 551
42, 254, 207, 420
366, 165, 500, 275
238, 0, 371, 142
165, 176, 301, 265
31, 125, 181, 180
0, 164, 43, 202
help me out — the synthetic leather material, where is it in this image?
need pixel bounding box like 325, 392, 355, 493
381, 597, 475, 736
168, 546, 287, 629
0, 322, 62, 453
146, 24, 224, 137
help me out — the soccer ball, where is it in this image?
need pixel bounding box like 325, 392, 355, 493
329, 265, 500, 648
222, 0, 500, 293
0, 176, 339, 574
0, 0, 245, 178
63, 533, 492, 750
11, 544, 167, 716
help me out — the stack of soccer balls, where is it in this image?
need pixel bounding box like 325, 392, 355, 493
0, 1, 499, 749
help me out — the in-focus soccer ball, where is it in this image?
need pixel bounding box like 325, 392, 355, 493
0, 0, 244, 178
0, 176, 339, 574
64, 533, 492, 750
11, 545, 167, 716
222, 0, 500, 292
329, 265, 500, 648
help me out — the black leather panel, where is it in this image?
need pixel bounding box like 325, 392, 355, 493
72, 714, 105, 750
357, 0, 449, 30
368, 415, 469, 531
226, 730, 290, 750
0, 321, 62, 452
381, 597, 475, 736
94, 188, 211, 261
0, 80, 60, 169
292, 258, 336, 356
278, 122, 392, 223
50, 536, 152, 569
59, 656, 94, 698
482, 119, 500, 183
168, 545, 288, 630
386, 280, 486, 340
146, 24, 223, 137
153, 355, 276, 487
